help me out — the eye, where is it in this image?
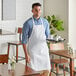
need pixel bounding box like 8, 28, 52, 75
39, 8, 41, 11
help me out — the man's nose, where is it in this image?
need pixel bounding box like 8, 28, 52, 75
35, 10, 40, 13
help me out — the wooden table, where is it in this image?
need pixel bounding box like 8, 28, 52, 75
0, 63, 41, 76
0, 54, 8, 63
50, 50, 76, 76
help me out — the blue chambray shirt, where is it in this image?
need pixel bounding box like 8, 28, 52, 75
22, 16, 50, 44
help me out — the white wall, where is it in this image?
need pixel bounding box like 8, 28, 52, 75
68, 0, 76, 67
44, 0, 68, 48
69, 0, 76, 50
0, 0, 43, 58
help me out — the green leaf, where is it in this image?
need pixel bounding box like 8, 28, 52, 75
47, 16, 51, 23
51, 29, 55, 34
51, 15, 56, 20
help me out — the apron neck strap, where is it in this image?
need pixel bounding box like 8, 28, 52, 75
41, 18, 43, 25
32, 17, 35, 25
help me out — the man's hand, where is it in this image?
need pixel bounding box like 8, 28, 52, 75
26, 54, 31, 63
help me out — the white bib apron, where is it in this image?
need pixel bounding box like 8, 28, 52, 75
27, 17, 51, 71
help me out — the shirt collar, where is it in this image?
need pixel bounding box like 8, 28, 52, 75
33, 16, 41, 21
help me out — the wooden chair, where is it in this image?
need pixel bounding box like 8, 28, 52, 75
7, 27, 25, 62
50, 43, 68, 76
0, 54, 8, 64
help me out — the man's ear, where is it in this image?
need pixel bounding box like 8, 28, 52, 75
32, 9, 33, 13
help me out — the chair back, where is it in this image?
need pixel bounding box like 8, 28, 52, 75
50, 43, 65, 60
18, 27, 22, 34
50, 43, 64, 51
17, 27, 22, 42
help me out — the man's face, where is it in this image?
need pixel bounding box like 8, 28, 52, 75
32, 6, 41, 18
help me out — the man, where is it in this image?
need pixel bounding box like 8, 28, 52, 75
22, 3, 51, 76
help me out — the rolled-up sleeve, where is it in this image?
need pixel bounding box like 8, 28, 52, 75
22, 22, 29, 44
45, 21, 50, 38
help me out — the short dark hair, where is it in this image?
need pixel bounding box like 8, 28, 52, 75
32, 3, 41, 9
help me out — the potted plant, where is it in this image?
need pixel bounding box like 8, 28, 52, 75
44, 15, 65, 48
44, 15, 64, 35
9, 56, 16, 70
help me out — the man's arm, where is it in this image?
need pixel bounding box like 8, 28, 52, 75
23, 44, 30, 63
45, 20, 50, 38
23, 44, 28, 57
22, 22, 30, 63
